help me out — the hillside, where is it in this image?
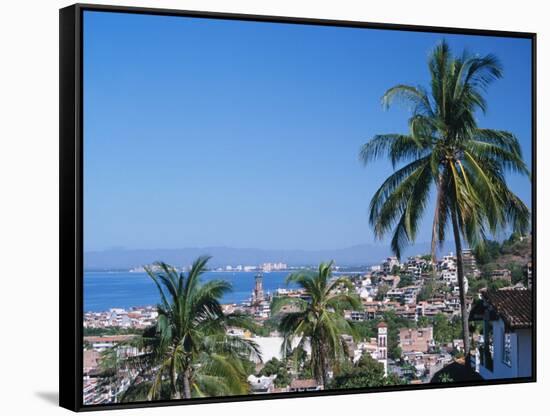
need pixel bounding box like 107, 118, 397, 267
84, 241, 455, 270
492, 235, 532, 267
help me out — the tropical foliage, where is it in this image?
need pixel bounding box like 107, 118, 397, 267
258, 357, 292, 388
359, 40, 530, 358
432, 313, 463, 344
121, 256, 261, 401
272, 261, 362, 386
330, 354, 403, 389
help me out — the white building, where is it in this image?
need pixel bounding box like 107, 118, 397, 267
469, 288, 532, 380
441, 269, 458, 285
261, 262, 287, 272
350, 322, 388, 376
452, 276, 468, 296
377, 322, 388, 376
247, 375, 277, 394
382, 257, 400, 274
439, 253, 456, 272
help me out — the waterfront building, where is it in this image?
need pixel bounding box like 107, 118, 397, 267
261, 262, 288, 272
252, 273, 265, 304
250, 273, 271, 319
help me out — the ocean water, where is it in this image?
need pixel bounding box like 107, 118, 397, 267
83, 271, 296, 312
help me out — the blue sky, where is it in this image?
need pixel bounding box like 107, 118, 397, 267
83, 11, 532, 252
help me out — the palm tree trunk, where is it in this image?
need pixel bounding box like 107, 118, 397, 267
450, 208, 471, 367
313, 341, 327, 387
431, 176, 443, 264
321, 346, 328, 388
182, 368, 192, 399
170, 357, 181, 400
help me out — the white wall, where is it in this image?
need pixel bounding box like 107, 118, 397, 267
0, 0, 548, 415
480, 320, 532, 380
480, 319, 519, 379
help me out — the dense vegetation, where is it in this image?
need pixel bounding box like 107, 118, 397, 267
330, 354, 403, 389
120, 257, 261, 400
273, 261, 362, 386
257, 358, 292, 388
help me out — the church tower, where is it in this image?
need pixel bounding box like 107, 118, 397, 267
377, 321, 388, 377
253, 273, 264, 304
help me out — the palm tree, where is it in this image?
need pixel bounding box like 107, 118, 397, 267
99, 347, 123, 403
123, 256, 261, 400
273, 261, 362, 386
359, 41, 530, 363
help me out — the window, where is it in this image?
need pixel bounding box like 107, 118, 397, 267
503, 332, 512, 367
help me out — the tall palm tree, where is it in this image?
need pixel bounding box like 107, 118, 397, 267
123, 256, 261, 400
359, 41, 530, 363
273, 261, 362, 386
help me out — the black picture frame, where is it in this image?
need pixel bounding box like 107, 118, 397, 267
60, 3, 537, 412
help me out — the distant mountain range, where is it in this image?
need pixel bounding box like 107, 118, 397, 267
84, 241, 455, 270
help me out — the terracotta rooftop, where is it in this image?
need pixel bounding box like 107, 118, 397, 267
84, 335, 135, 343
290, 379, 319, 389
377, 322, 388, 328
483, 289, 532, 329
83, 350, 100, 371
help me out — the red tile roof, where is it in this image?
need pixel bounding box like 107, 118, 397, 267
83, 350, 100, 371
290, 379, 319, 389
483, 289, 532, 329
84, 335, 135, 343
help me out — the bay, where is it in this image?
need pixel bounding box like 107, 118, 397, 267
83, 270, 296, 312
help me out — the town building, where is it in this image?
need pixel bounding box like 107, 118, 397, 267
462, 249, 481, 278
469, 288, 532, 380
252, 273, 265, 304
380, 274, 400, 289
247, 375, 277, 394
526, 262, 533, 288
261, 262, 288, 272
377, 322, 388, 376
289, 379, 322, 392
441, 269, 458, 285
84, 306, 158, 329
406, 255, 430, 278
250, 273, 271, 319
490, 269, 512, 283
382, 257, 400, 274
439, 253, 456, 272
84, 335, 137, 352
399, 327, 434, 353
